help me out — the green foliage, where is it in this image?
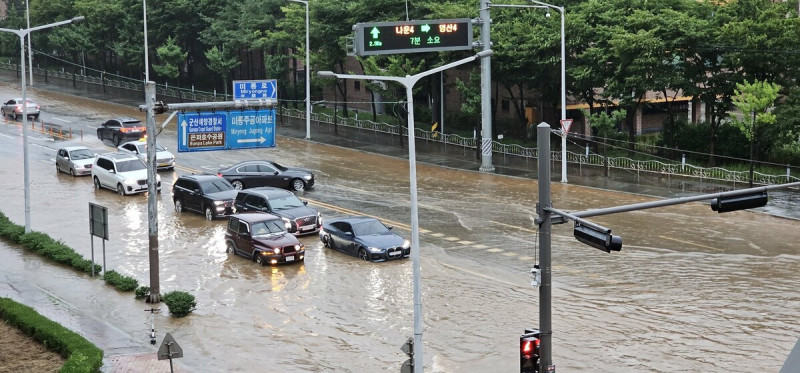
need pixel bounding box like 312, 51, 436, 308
454, 72, 481, 125
135, 286, 151, 300
205, 46, 240, 83
0, 297, 103, 373
162, 291, 197, 318
103, 271, 138, 292
731, 79, 781, 141
152, 36, 187, 81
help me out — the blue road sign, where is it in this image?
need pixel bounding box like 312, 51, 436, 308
233, 80, 277, 100
177, 110, 276, 152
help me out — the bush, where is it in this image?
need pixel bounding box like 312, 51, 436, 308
135, 286, 150, 300
162, 291, 196, 318
0, 211, 25, 243
0, 297, 103, 373
103, 270, 138, 292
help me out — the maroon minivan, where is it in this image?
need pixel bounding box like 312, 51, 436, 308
225, 213, 305, 265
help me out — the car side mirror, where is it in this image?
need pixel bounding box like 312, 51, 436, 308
303, 201, 308, 205
273, 171, 279, 175
387, 226, 394, 230
193, 189, 201, 195
345, 232, 353, 236
109, 169, 116, 174
241, 232, 250, 238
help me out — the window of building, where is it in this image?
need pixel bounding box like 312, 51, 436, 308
354, 81, 361, 91
501, 99, 510, 111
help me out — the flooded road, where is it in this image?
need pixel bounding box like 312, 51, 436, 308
0, 82, 798, 372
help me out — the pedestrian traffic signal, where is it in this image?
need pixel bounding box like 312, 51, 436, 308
710, 191, 768, 213
573, 223, 622, 253
520, 329, 540, 373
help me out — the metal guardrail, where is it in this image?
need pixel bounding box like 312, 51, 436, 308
3, 60, 796, 187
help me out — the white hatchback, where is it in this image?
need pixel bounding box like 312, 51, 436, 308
91, 152, 161, 196
117, 140, 175, 170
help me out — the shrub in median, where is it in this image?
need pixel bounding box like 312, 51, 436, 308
0, 297, 103, 373
103, 270, 138, 292
162, 291, 197, 317
0, 211, 25, 243
135, 286, 150, 299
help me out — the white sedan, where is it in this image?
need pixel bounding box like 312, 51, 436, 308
117, 140, 175, 170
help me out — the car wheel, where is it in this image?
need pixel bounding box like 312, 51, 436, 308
322, 235, 332, 249
358, 248, 369, 261
231, 180, 243, 190
290, 178, 305, 191
117, 184, 125, 196
1, 109, 5, 117
174, 199, 183, 213
33, 114, 39, 120
113, 134, 120, 146
255, 255, 266, 266
12, 112, 17, 120
226, 242, 235, 255
97, 130, 102, 140
204, 206, 214, 221
56, 165, 61, 174
69, 168, 75, 176
93, 177, 101, 190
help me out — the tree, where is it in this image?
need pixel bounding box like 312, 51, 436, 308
152, 36, 187, 84
730, 79, 781, 185
581, 108, 627, 155
205, 45, 240, 98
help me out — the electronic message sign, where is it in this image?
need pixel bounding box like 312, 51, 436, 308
354, 19, 473, 56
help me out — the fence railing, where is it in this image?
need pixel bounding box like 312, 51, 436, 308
3, 60, 797, 187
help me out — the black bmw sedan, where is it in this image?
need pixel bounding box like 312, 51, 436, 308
217, 160, 315, 191
319, 216, 410, 262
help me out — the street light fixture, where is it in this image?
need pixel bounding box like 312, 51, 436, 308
0, 16, 85, 233
318, 49, 492, 373
290, 0, 311, 140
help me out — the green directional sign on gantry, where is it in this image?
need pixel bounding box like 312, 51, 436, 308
354, 19, 473, 56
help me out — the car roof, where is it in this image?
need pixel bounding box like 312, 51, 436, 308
238, 187, 292, 199
329, 216, 378, 225
110, 117, 142, 123
98, 152, 141, 161
230, 212, 282, 223
178, 174, 226, 182
230, 160, 276, 167
61, 146, 92, 152
119, 140, 164, 147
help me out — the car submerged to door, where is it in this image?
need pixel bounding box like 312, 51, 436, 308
319, 216, 410, 262
56, 146, 95, 176
92, 152, 161, 195
225, 213, 305, 266
217, 160, 315, 191
234, 187, 321, 235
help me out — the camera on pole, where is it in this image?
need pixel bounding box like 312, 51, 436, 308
520, 328, 540, 373
710, 191, 768, 213
573, 223, 622, 253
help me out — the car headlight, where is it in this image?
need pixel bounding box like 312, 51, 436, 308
303, 175, 312, 180
368, 247, 382, 253
317, 213, 322, 224
402, 240, 411, 249
282, 217, 291, 229
295, 244, 303, 251
123, 179, 136, 185
213, 200, 224, 205
273, 248, 281, 254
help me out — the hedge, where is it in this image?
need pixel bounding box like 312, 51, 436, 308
162, 291, 197, 318
103, 270, 139, 292
0, 297, 103, 373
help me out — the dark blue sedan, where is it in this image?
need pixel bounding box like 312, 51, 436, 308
319, 216, 410, 262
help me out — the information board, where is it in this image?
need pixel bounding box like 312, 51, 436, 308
233, 80, 277, 100
177, 110, 276, 152
89, 203, 108, 240
354, 19, 473, 56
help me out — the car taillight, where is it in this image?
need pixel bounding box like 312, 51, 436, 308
217, 173, 223, 177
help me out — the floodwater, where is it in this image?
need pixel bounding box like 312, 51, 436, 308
0, 81, 798, 372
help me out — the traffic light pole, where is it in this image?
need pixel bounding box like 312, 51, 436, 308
535, 122, 800, 372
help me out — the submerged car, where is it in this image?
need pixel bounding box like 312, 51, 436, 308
56, 146, 95, 176
92, 152, 161, 195
97, 117, 146, 146
225, 213, 305, 266
234, 187, 321, 235
173, 174, 237, 220
319, 216, 410, 262
1, 98, 40, 120
217, 160, 315, 191
118, 140, 175, 170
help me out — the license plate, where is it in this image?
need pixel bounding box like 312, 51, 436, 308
300, 225, 313, 231
285, 256, 295, 262
389, 251, 401, 256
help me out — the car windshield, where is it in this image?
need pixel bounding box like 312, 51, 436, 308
116, 159, 146, 172
70, 149, 94, 160
135, 144, 166, 153
352, 220, 389, 236
200, 179, 234, 193
251, 219, 287, 236
121, 121, 142, 127
269, 195, 305, 210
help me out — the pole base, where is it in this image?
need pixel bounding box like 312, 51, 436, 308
479, 165, 495, 172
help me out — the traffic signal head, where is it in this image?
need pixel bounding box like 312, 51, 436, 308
153, 101, 168, 114
710, 191, 768, 213
574, 224, 622, 253
520, 329, 540, 373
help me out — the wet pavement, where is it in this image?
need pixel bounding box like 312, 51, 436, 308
0, 72, 798, 372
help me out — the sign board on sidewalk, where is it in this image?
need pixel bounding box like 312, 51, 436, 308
157, 333, 184, 361
176, 109, 276, 152
89, 203, 108, 240
560, 119, 574, 136
233, 79, 277, 100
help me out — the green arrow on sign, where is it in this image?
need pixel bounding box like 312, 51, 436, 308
421, 24, 431, 33
370, 27, 380, 39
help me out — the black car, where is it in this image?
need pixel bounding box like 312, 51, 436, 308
217, 160, 315, 191
234, 187, 321, 235
173, 174, 238, 220
97, 117, 146, 146
319, 216, 410, 262
225, 213, 305, 266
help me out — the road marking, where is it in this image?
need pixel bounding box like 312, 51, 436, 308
474, 244, 488, 249
52, 118, 72, 123
444, 236, 459, 241
32, 143, 53, 151
175, 164, 198, 174
491, 220, 538, 234
658, 235, 722, 252
487, 248, 503, 253
0, 134, 12, 139
430, 233, 445, 237
457, 240, 473, 245
518, 256, 535, 261
87, 125, 98, 129
502, 252, 518, 257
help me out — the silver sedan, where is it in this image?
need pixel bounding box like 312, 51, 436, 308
56, 146, 96, 176
1, 98, 40, 120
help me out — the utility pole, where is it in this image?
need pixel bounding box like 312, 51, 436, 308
479, 0, 495, 172
144, 81, 161, 303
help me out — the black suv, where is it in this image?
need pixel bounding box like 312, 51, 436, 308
173, 174, 238, 220
225, 213, 305, 266
97, 117, 146, 146
234, 187, 322, 236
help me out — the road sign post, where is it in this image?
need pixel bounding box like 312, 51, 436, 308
88, 202, 108, 277
354, 19, 473, 56
559, 119, 573, 183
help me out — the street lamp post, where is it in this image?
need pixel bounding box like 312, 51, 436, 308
26, 0, 33, 86
318, 50, 492, 373
290, 0, 311, 140
0, 16, 85, 233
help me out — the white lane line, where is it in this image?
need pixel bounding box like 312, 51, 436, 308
32, 143, 53, 150
53, 118, 72, 123
87, 125, 98, 129
0, 134, 12, 139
